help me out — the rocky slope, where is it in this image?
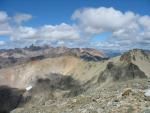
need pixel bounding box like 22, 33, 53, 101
121, 49, 150, 77
0, 47, 149, 113
11, 79, 150, 113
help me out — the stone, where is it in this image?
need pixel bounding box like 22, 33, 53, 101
122, 88, 132, 97
144, 89, 150, 101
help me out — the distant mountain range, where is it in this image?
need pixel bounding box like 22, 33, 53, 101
0, 45, 107, 68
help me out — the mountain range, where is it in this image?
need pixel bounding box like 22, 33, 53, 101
0, 45, 150, 113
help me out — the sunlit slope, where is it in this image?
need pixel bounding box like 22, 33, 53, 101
0, 49, 149, 89
0, 55, 107, 88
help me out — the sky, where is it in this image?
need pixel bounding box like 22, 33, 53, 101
0, 0, 150, 51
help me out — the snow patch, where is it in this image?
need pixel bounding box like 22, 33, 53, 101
26, 85, 32, 91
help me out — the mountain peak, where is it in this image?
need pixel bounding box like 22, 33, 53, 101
120, 49, 150, 62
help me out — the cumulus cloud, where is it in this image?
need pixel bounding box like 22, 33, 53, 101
139, 16, 150, 30
72, 7, 137, 35
0, 41, 6, 46
72, 7, 150, 50
0, 11, 80, 48
0, 11, 8, 22
10, 23, 80, 41
0, 11, 12, 35
13, 13, 32, 24
38, 23, 80, 40
0, 23, 12, 35
10, 26, 37, 40
0, 7, 150, 50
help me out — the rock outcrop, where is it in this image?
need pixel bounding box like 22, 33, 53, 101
98, 62, 147, 82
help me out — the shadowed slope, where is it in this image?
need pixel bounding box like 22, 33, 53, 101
0, 86, 24, 113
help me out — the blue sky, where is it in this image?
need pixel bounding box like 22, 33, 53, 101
0, 0, 150, 51
1, 0, 150, 26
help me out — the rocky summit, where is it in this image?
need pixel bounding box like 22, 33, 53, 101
0, 46, 150, 113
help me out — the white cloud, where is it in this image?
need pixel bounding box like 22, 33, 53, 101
10, 23, 80, 41
57, 40, 65, 45
72, 7, 137, 35
11, 26, 37, 40
0, 11, 8, 22
139, 16, 150, 30
0, 8, 150, 50
0, 11, 80, 44
13, 13, 32, 24
0, 11, 12, 35
0, 41, 6, 46
0, 23, 12, 35
39, 23, 80, 40
72, 7, 150, 50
